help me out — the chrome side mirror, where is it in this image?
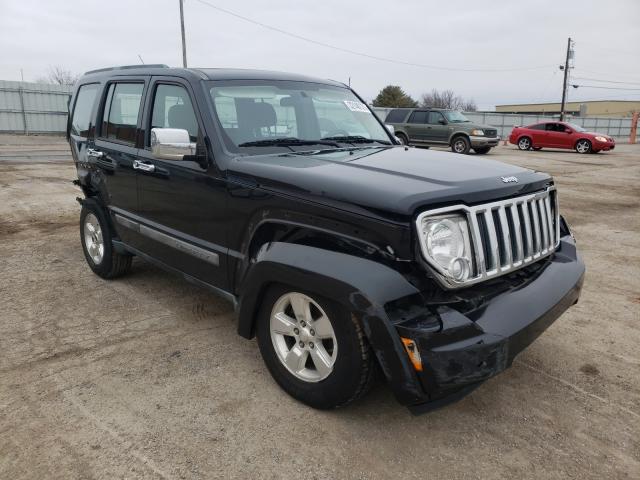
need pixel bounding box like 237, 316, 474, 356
150, 128, 196, 160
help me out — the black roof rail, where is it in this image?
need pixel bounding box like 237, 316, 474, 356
84, 64, 169, 75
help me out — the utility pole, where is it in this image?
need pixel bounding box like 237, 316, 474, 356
179, 0, 187, 68
559, 37, 572, 121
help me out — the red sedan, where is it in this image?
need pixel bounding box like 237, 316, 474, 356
509, 121, 615, 154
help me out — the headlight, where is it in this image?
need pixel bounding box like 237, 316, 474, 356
470, 129, 484, 136
418, 214, 473, 283
594, 136, 607, 142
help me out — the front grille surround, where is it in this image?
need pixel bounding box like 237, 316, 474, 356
416, 187, 560, 289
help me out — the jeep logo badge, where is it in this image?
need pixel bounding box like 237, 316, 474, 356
501, 176, 519, 183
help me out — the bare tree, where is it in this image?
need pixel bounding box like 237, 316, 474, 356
420, 89, 477, 111
36, 66, 78, 86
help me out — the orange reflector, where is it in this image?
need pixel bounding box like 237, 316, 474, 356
400, 337, 423, 372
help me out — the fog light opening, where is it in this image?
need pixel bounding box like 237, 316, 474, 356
400, 337, 423, 372
448, 257, 470, 282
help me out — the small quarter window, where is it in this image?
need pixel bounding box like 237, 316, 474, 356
70, 84, 99, 137
102, 83, 144, 144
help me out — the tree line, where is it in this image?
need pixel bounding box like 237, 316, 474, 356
372, 85, 477, 111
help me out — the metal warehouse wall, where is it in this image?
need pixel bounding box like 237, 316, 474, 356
0, 80, 72, 134
372, 107, 634, 140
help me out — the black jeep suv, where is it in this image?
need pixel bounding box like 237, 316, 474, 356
67, 65, 584, 413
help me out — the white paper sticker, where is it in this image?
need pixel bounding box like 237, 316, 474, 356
343, 100, 371, 113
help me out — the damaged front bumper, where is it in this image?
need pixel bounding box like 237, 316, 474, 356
391, 234, 585, 414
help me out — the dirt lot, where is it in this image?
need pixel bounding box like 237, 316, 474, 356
1, 134, 638, 479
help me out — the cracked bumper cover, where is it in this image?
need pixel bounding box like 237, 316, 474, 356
393, 234, 584, 413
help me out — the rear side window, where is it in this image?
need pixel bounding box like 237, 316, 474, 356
101, 83, 144, 144
527, 124, 546, 130
150, 84, 199, 142
408, 111, 428, 124
70, 84, 99, 137
385, 109, 409, 123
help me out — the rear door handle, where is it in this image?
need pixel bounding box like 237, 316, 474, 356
87, 148, 104, 158
133, 160, 155, 173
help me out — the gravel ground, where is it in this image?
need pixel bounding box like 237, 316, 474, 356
0, 134, 638, 479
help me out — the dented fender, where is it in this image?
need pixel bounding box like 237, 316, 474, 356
236, 241, 426, 405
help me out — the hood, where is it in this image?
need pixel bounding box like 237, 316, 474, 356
228, 146, 552, 219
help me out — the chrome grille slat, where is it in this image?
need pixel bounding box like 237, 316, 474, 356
530, 200, 542, 257
483, 209, 500, 273
415, 186, 560, 289
510, 204, 523, 265
538, 198, 550, 252
497, 206, 512, 268
543, 195, 555, 249
521, 201, 533, 261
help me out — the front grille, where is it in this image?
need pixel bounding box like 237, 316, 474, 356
469, 188, 559, 280
416, 187, 560, 288
484, 128, 498, 137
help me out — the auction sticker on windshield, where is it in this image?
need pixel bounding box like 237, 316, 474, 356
343, 100, 370, 113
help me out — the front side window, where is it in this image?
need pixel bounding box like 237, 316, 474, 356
150, 84, 199, 142
70, 84, 99, 137
101, 83, 144, 144
209, 81, 391, 154
427, 111, 446, 125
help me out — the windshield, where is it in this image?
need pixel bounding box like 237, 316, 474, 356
442, 111, 470, 123
567, 122, 586, 132
208, 81, 391, 154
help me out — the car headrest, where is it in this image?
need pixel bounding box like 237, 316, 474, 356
167, 103, 197, 137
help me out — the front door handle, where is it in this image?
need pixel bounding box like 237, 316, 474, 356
133, 160, 155, 173
87, 148, 104, 158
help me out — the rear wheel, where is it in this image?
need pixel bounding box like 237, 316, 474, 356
396, 133, 409, 145
473, 147, 491, 154
80, 199, 132, 279
451, 136, 471, 154
256, 285, 375, 409
575, 139, 592, 154
517, 137, 532, 150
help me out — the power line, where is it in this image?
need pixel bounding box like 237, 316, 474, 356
572, 84, 640, 91
192, 0, 556, 73
573, 76, 640, 86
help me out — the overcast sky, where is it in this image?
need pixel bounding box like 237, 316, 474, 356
1, 0, 639, 109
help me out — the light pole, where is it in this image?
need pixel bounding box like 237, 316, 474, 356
179, 0, 187, 68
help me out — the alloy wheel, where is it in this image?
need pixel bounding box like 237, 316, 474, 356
269, 292, 338, 383
453, 139, 467, 153
83, 213, 104, 264
576, 140, 590, 153
518, 138, 531, 150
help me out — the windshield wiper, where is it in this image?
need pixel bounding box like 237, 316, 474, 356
322, 135, 391, 145
238, 137, 340, 148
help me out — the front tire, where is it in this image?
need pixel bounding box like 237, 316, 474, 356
451, 136, 471, 154
256, 285, 375, 409
396, 133, 409, 146
473, 147, 491, 154
517, 137, 532, 150
575, 139, 592, 154
80, 199, 132, 279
